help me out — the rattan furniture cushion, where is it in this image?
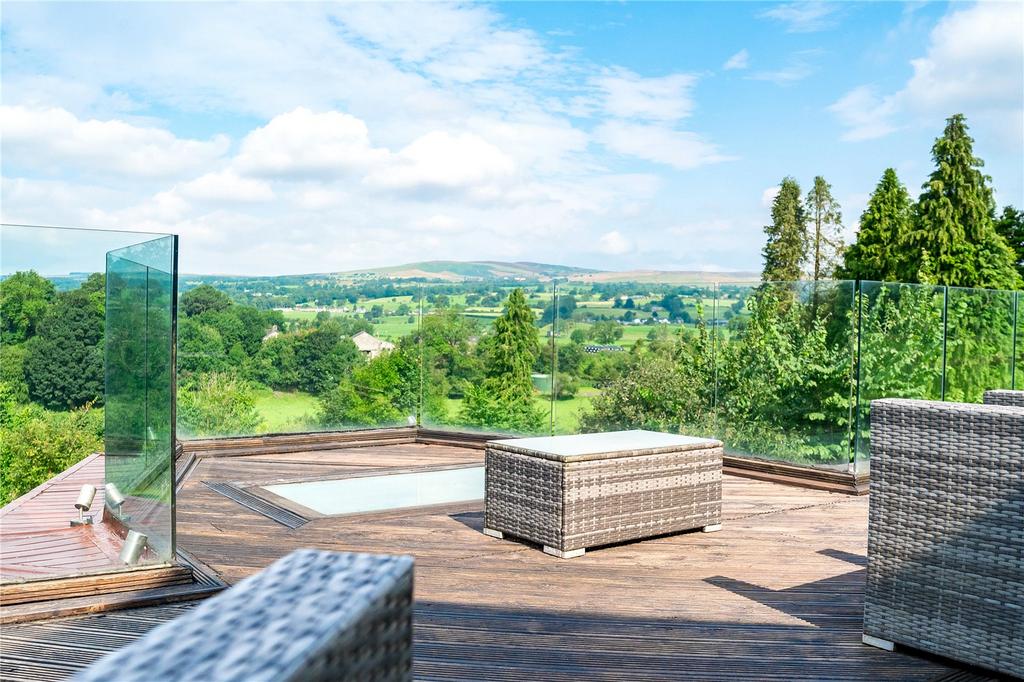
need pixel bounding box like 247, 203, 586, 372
864, 398, 1023, 678
485, 430, 723, 557
75, 549, 414, 682
488, 429, 722, 462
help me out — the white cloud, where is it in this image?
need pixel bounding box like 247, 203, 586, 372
723, 49, 750, 71
177, 170, 275, 203
364, 131, 516, 194
747, 50, 819, 85
235, 107, 387, 179
827, 86, 898, 141
830, 2, 1023, 143
595, 67, 698, 122
761, 186, 781, 207
597, 230, 633, 256
595, 121, 735, 170
759, 2, 840, 33
0, 105, 228, 178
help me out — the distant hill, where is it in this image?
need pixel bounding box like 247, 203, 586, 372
334, 260, 600, 281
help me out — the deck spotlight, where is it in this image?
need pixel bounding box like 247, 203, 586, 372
119, 530, 148, 565
104, 482, 128, 519
70, 484, 96, 526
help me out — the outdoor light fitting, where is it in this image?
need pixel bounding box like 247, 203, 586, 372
119, 530, 148, 565
104, 482, 129, 520
70, 484, 96, 526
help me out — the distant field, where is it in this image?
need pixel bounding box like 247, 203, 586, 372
253, 390, 319, 432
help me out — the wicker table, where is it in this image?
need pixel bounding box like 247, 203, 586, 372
483, 430, 723, 558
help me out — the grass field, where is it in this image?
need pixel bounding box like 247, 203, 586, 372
253, 390, 319, 432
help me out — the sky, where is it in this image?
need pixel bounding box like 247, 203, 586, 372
1, 1, 1022, 276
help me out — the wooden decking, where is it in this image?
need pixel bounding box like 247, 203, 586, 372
0, 455, 124, 581
0, 442, 993, 680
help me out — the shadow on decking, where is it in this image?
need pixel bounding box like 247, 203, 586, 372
413, 599, 956, 681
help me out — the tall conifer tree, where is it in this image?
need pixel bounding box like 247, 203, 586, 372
761, 177, 806, 282
839, 168, 914, 282
911, 114, 1019, 289
804, 176, 843, 281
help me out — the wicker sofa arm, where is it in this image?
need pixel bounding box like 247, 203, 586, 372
983, 389, 1024, 407
75, 549, 414, 682
864, 398, 1023, 678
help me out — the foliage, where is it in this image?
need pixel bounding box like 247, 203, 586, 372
804, 176, 844, 281
762, 177, 806, 282
590, 319, 623, 344
177, 317, 228, 375
177, 372, 265, 437
552, 372, 579, 400
293, 322, 361, 395
840, 168, 915, 282
0, 401, 103, 505
910, 114, 1020, 289
0, 270, 56, 345
994, 206, 1024, 280
0, 344, 30, 403
24, 288, 104, 410
180, 284, 232, 317
460, 289, 544, 432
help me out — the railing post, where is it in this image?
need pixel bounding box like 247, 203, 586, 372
940, 285, 949, 401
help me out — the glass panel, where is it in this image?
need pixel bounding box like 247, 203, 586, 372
0, 224, 176, 583
853, 281, 945, 475
104, 235, 177, 564
714, 280, 856, 471
943, 286, 1016, 402
1016, 292, 1023, 391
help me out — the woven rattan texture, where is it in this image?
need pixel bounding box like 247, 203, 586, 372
983, 389, 1024, 408
864, 399, 1023, 678
485, 444, 722, 552
75, 549, 414, 682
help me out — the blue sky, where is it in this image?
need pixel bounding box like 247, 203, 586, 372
2, 1, 1022, 276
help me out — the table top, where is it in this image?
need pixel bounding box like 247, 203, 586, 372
488, 429, 721, 462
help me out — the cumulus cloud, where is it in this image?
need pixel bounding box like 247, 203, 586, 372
723, 49, 750, 71
0, 105, 228, 178
176, 170, 275, 203
235, 107, 387, 179
761, 186, 781, 207
364, 131, 516, 195
595, 121, 735, 170
830, 2, 1023, 143
595, 67, 699, 122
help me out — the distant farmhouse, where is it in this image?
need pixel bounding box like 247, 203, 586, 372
352, 331, 395, 359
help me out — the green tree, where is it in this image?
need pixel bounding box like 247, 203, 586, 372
804, 176, 843, 281
181, 284, 232, 317
177, 372, 264, 437
590, 319, 623, 344
177, 317, 227, 376
762, 177, 806, 282
460, 289, 543, 432
249, 334, 301, 390
910, 114, 1020, 289
0, 344, 30, 403
293, 322, 361, 395
994, 206, 1024, 281
24, 289, 104, 409
840, 169, 915, 282
0, 271, 56, 344
0, 402, 104, 505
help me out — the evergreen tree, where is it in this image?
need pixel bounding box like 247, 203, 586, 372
839, 169, 914, 282
910, 114, 1020, 289
804, 176, 843, 281
460, 288, 544, 432
994, 206, 1024, 281
761, 177, 806, 282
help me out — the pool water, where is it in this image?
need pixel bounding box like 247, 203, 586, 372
263, 466, 485, 516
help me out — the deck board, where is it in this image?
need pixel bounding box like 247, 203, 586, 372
0, 442, 987, 680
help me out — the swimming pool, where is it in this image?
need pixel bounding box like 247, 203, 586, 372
262, 466, 485, 516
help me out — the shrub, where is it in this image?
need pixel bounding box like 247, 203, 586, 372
0, 402, 104, 505
177, 372, 265, 437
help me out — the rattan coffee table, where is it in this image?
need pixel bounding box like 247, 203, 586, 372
483, 430, 723, 558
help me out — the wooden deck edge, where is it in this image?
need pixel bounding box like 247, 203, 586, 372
179, 427, 418, 457
0, 564, 193, 606
0, 550, 227, 623
724, 455, 869, 495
